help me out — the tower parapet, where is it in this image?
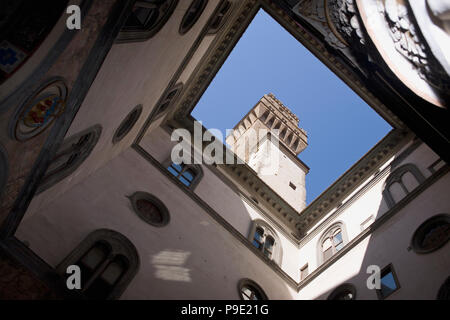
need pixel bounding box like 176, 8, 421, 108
228, 93, 307, 156
226, 94, 309, 212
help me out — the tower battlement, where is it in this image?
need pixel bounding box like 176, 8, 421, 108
227, 94, 308, 156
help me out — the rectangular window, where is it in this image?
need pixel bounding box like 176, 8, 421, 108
300, 264, 309, 281
167, 163, 194, 187
289, 182, 296, 190
377, 264, 400, 299
360, 215, 375, 231
428, 158, 445, 174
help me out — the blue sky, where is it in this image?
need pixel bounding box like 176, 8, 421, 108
191, 10, 392, 205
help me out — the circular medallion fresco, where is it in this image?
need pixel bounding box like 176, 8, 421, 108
12, 78, 67, 141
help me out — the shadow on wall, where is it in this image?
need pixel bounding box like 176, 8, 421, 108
12, 138, 296, 300
311, 145, 449, 300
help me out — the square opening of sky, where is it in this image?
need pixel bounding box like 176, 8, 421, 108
191, 9, 392, 205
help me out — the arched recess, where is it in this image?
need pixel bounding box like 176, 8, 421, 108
248, 219, 283, 266
237, 278, 268, 300
327, 283, 357, 300
383, 163, 425, 209
317, 221, 349, 266
36, 124, 102, 194
116, 0, 179, 43
56, 229, 140, 300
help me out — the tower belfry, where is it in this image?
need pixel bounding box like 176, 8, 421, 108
226, 93, 309, 212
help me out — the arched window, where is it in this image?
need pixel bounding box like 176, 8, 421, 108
207, 0, 232, 34
56, 229, 139, 300
117, 0, 179, 43
167, 162, 202, 189
249, 220, 282, 265
318, 222, 348, 264
129, 192, 170, 227
383, 164, 425, 209
263, 236, 275, 259
252, 227, 264, 249
152, 82, 183, 121
112, 104, 142, 144
327, 283, 356, 300
36, 124, 102, 194
376, 264, 400, 299
238, 279, 268, 300
411, 214, 450, 254
179, 0, 208, 35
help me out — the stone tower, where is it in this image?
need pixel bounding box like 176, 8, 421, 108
226, 93, 309, 212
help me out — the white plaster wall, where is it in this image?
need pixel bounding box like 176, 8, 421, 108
297, 171, 450, 300
249, 139, 307, 212
295, 139, 449, 299
16, 147, 297, 299
141, 125, 301, 280
25, 0, 222, 217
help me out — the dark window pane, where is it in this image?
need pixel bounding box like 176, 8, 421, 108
136, 199, 163, 223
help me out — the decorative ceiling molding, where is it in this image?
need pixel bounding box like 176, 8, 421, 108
356, 0, 450, 107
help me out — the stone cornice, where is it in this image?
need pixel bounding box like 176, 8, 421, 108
138, 0, 414, 237
297, 165, 449, 291
295, 129, 412, 235
132, 144, 299, 289
133, 141, 449, 293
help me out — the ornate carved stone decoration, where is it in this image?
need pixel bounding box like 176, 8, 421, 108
356, 0, 450, 107
325, 0, 366, 47
294, 0, 348, 49
381, 0, 449, 92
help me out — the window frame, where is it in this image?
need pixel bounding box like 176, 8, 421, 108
411, 213, 450, 254
56, 229, 140, 300
164, 159, 203, 190
327, 283, 357, 300
248, 219, 282, 265
317, 221, 349, 265
179, 0, 208, 35
116, 0, 179, 43
129, 191, 170, 227
376, 263, 401, 300
300, 263, 309, 281
383, 163, 425, 209
36, 124, 102, 194
206, 0, 233, 35
237, 278, 268, 300
150, 82, 184, 123
112, 104, 143, 144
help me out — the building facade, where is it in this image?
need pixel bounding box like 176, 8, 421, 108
0, 0, 449, 299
